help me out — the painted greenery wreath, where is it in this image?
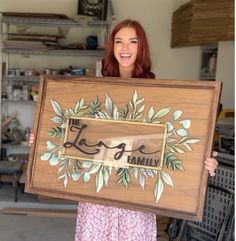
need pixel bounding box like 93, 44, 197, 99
40, 91, 199, 202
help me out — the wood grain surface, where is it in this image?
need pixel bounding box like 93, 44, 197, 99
25, 76, 221, 221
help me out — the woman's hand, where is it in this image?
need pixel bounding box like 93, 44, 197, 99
205, 151, 218, 176
28, 131, 35, 146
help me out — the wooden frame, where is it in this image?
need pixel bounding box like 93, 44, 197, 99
26, 76, 221, 221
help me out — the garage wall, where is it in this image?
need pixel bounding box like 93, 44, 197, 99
0, 0, 234, 111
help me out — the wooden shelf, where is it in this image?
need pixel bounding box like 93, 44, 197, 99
3, 48, 105, 56
2, 14, 110, 28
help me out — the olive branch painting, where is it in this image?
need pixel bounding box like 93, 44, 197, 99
40, 91, 199, 202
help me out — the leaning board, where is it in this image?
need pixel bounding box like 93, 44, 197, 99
26, 76, 221, 221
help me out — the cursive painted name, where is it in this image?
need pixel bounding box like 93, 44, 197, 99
63, 123, 161, 163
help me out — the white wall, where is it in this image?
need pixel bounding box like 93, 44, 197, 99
0, 0, 79, 17
216, 41, 234, 109
173, 0, 234, 109
0, 0, 202, 80
0, 0, 234, 130
112, 0, 201, 80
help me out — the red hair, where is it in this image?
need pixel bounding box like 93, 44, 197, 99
101, 19, 155, 79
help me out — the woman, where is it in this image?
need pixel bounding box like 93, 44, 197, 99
74, 19, 218, 241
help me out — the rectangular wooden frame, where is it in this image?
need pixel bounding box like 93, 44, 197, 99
26, 76, 221, 221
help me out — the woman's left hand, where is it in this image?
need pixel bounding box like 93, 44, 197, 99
205, 151, 218, 176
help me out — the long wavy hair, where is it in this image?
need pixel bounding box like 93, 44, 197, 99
101, 19, 155, 79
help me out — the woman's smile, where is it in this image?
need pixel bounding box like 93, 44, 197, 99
114, 27, 138, 68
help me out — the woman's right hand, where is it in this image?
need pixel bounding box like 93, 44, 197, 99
28, 131, 35, 146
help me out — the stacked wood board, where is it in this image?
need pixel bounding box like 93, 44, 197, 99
1, 207, 77, 218
171, 0, 234, 47
37, 195, 77, 204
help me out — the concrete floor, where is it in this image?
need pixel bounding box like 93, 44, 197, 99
0, 183, 169, 241
0, 183, 77, 241
0, 213, 76, 241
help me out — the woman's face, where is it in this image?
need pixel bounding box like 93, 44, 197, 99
114, 27, 138, 69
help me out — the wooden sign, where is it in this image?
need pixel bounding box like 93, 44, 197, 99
26, 76, 221, 221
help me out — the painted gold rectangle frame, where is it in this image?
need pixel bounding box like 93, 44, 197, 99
61, 116, 167, 170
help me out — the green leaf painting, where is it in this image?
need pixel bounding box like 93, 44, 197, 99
154, 178, 164, 203
41, 91, 199, 202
